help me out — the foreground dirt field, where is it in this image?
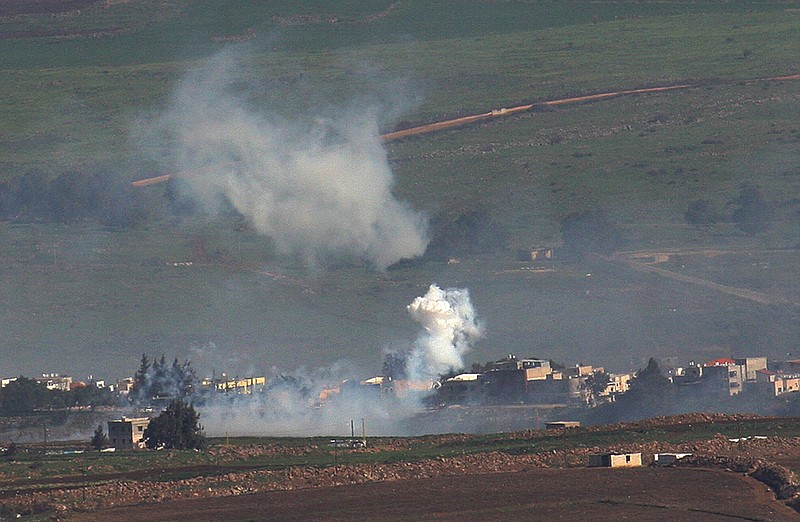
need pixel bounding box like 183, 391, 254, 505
71, 467, 798, 522
6, 414, 800, 520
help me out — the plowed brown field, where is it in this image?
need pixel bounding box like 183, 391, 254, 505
71, 467, 798, 521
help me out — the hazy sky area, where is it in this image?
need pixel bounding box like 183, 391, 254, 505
1, 1, 799, 386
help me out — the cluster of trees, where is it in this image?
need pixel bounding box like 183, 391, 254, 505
130, 354, 198, 406
0, 169, 150, 227
685, 184, 776, 235
0, 377, 114, 417
382, 352, 408, 381
90, 399, 206, 451
424, 210, 511, 261
143, 399, 206, 450
559, 210, 625, 261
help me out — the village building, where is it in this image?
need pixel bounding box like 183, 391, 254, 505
35, 374, 72, 391
115, 377, 135, 395
107, 417, 150, 450
565, 364, 597, 378
701, 362, 744, 396
604, 373, 633, 396
673, 357, 760, 396
339, 377, 383, 400
481, 356, 590, 405
380, 378, 436, 399
519, 246, 556, 267
588, 452, 642, 468
753, 369, 800, 396
438, 373, 483, 404
200, 375, 266, 395
545, 421, 580, 429
734, 357, 768, 381
653, 453, 692, 465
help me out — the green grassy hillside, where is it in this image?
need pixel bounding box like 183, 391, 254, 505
1, 1, 799, 380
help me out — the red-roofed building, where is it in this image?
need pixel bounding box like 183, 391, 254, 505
704, 358, 736, 367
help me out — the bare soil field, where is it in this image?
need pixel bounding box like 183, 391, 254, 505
71, 467, 798, 522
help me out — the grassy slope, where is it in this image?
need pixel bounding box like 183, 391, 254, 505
1, 1, 799, 379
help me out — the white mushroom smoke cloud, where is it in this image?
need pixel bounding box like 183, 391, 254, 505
157, 48, 428, 269
406, 284, 483, 381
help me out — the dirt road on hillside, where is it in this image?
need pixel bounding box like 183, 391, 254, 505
613, 249, 800, 307
130, 73, 800, 187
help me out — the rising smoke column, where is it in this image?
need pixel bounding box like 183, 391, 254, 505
406, 284, 483, 381
155, 48, 428, 269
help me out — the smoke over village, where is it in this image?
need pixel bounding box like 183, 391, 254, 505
3, 2, 800, 517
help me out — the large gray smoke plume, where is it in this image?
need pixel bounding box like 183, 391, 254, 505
157, 48, 428, 269
406, 284, 483, 381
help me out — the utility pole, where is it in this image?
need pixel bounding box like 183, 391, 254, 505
361, 418, 366, 448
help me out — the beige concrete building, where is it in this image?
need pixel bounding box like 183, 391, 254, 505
108, 417, 150, 450
754, 370, 800, 396
36, 374, 72, 391
735, 357, 768, 381
588, 452, 642, 468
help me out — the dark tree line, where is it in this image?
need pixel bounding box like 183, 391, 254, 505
130, 354, 198, 406
424, 209, 511, 261
0, 376, 114, 416
560, 210, 625, 261
685, 185, 776, 235
0, 168, 158, 227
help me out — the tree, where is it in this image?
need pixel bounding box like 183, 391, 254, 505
583, 371, 611, 404
731, 185, 774, 235
560, 210, 624, 261
619, 358, 673, 413
90, 424, 109, 451
143, 399, 206, 450
588, 358, 675, 424
382, 352, 408, 381
685, 199, 720, 226
0, 377, 53, 416
424, 210, 510, 260
131, 353, 151, 404
130, 354, 198, 406
66, 383, 115, 408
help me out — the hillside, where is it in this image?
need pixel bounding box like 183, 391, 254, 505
1, 1, 799, 379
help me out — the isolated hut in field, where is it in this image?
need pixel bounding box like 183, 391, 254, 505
653, 452, 692, 465
587, 452, 642, 468
545, 421, 580, 430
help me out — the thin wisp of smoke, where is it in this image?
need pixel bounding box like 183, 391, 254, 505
156, 48, 428, 269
